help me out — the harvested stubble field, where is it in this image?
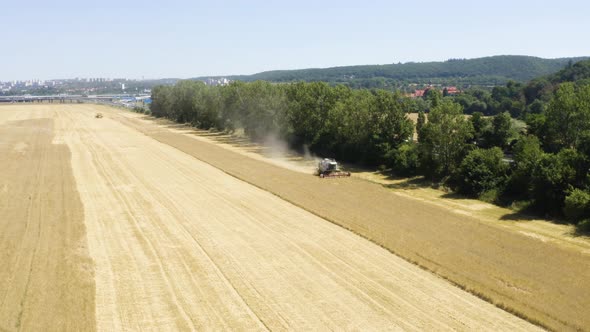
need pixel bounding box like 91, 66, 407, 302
120, 107, 590, 331
0, 104, 584, 331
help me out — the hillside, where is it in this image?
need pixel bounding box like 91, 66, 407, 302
198, 55, 588, 88
548, 59, 590, 83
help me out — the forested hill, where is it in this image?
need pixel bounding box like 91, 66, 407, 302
198, 55, 588, 87
547, 59, 590, 83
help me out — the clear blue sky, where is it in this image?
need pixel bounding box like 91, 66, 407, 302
1, 0, 589, 80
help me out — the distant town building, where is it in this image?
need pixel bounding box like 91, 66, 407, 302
412, 89, 426, 98
410, 85, 461, 98
204, 77, 231, 86
443, 86, 460, 96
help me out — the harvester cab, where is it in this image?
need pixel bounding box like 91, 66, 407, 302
317, 158, 351, 178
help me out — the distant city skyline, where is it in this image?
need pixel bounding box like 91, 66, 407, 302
1, 0, 589, 81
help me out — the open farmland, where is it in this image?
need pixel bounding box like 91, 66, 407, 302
118, 106, 590, 331
0, 104, 584, 331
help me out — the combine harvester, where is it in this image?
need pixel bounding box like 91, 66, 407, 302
317, 158, 351, 178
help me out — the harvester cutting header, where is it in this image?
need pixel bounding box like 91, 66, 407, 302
317, 158, 351, 178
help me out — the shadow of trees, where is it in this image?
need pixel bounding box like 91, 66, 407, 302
149, 114, 590, 239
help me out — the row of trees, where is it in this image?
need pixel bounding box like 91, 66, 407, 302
151, 68, 590, 232
151, 80, 413, 165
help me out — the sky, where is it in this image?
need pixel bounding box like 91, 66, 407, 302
1, 0, 589, 81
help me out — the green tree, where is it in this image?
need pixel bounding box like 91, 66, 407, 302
504, 135, 543, 199
331, 89, 374, 160
170, 80, 205, 123
390, 143, 419, 176
512, 135, 543, 177
424, 88, 442, 108
192, 85, 222, 129
466, 100, 488, 115
524, 113, 547, 141
150, 85, 173, 118
527, 99, 546, 115
234, 81, 287, 139
419, 99, 474, 178
470, 111, 491, 145
416, 110, 426, 142
543, 83, 590, 151
285, 82, 351, 148
218, 82, 245, 132
490, 112, 512, 149
454, 147, 508, 198
530, 149, 585, 215
365, 90, 414, 163
564, 188, 590, 222
523, 78, 552, 104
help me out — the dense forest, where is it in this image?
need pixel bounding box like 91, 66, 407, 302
151, 59, 590, 233
197, 55, 588, 89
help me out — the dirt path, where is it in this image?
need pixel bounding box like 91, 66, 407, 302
0, 104, 541, 330
111, 107, 590, 331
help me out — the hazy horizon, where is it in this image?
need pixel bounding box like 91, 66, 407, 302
2, 0, 589, 81
4, 54, 589, 82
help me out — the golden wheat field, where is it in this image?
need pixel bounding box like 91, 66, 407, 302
0, 104, 586, 331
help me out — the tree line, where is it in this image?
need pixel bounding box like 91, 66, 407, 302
199, 55, 588, 90
151, 80, 414, 165
151, 60, 590, 232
